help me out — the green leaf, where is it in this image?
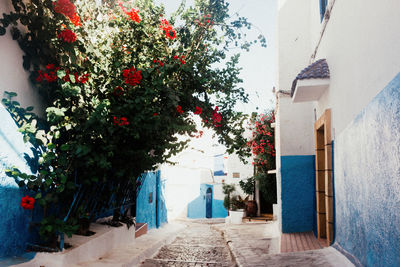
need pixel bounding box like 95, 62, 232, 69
57, 184, 65, 193
45, 178, 52, 186
60, 144, 69, 151
45, 225, 53, 233
47, 143, 56, 150
38, 198, 46, 206
69, 74, 76, 83
26, 106, 34, 111
57, 70, 66, 79
5, 91, 17, 97
0, 27, 6, 36
35, 192, 42, 199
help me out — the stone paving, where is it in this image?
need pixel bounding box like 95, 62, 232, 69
141, 222, 235, 267
214, 221, 280, 266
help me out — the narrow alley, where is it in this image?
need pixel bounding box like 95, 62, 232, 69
141, 222, 235, 267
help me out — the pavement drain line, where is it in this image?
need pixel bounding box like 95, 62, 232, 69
210, 226, 239, 267
148, 258, 219, 264
167, 244, 226, 248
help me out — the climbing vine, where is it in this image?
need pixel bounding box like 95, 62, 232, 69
247, 111, 277, 205
1, 0, 266, 246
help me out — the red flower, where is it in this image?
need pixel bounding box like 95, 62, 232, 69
53, 0, 81, 27
36, 70, 44, 82
166, 29, 176, 40
44, 72, 58, 83
153, 59, 164, 67
113, 86, 124, 96
118, 1, 141, 23
78, 73, 89, 84
176, 105, 183, 114
153, 113, 159, 116
212, 106, 222, 127
122, 67, 142, 86
69, 13, 81, 26
58, 29, 77, 43
160, 19, 176, 40
21, 195, 35, 210
194, 106, 202, 115
46, 64, 55, 70
53, 0, 76, 19
113, 116, 129, 126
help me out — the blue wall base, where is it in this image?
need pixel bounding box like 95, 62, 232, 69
281, 155, 315, 233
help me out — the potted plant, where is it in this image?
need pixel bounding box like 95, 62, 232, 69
222, 184, 246, 224
239, 177, 258, 217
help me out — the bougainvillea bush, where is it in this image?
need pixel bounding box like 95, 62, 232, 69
0, 0, 265, 246
247, 111, 277, 206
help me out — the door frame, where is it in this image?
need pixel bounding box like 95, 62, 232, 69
314, 109, 334, 246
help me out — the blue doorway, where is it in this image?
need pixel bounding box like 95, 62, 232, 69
206, 187, 212, 218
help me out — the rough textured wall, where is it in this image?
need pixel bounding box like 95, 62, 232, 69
334, 73, 400, 267
0, 106, 34, 256
156, 172, 168, 228
136, 172, 156, 229
281, 155, 315, 233
136, 171, 167, 229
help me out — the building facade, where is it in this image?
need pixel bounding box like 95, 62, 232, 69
275, 0, 400, 266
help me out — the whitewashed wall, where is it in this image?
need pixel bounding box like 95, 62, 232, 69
0, 2, 43, 113
312, 0, 400, 135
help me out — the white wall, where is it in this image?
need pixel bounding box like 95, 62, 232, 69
277, 0, 400, 150
277, 0, 312, 92
160, 117, 253, 220
313, 0, 400, 135
277, 94, 315, 156
0, 2, 43, 114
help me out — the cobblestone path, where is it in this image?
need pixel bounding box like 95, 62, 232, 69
141, 223, 235, 267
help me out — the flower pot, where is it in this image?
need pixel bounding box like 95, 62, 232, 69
230, 210, 245, 224
246, 200, 258, 217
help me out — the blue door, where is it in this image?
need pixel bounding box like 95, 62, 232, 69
206, 187, 212, 218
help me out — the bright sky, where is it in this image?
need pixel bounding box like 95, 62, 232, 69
157, 0, 277, 115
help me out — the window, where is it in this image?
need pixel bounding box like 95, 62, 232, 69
319, 0, 328, 22
232, 172, 240, 178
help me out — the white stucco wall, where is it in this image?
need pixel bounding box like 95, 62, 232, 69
0, 2, 43, 114
276, 94, 315, 156
313, 0, 400, 135
277, 0, 312, 92
160, 117, 253, 220
277, 0, 400, 150
275, 0, 316, 157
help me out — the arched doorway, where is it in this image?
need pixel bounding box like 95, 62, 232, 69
206, 187, 212, 218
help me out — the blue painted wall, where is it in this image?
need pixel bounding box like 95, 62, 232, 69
212, 199, 228, 218
136, 171, 167, 230
334, 73, 400, 267
187, 184, 228, 219
156, 172, 167, 228
0, 106, 36, 257
281, 155, 315, 233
